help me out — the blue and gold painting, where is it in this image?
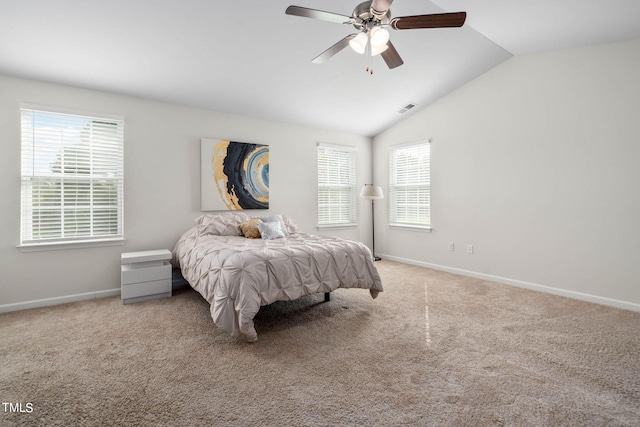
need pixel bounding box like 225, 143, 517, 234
201, 138, 269, 210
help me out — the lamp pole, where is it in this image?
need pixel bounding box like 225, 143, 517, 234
359, 184, 383, 261
370, 198, 380, 261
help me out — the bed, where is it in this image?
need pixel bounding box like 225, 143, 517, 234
172, 212, 383, 342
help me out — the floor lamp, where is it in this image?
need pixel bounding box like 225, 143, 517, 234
360, 184, 384, 261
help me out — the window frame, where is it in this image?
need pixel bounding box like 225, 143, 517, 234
19, 105, 125, 250
317, 143, 357, 229
388, 140, 431, 230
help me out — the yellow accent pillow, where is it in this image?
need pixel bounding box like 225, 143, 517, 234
239, 218, 262, 239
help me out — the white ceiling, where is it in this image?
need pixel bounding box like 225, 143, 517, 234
1, 0, 639, 137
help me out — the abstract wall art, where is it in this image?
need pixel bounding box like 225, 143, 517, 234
201, 138, 269, 210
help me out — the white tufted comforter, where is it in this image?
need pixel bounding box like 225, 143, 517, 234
172, 226, 383, 342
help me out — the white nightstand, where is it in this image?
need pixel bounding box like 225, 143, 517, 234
121, 249, 172, 304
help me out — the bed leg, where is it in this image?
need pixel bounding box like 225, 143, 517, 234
324, 292, 331, 302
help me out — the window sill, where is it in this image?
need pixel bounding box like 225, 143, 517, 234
389, 223, 432, 232
317, 223, 358, 230
18, 238, 126, 252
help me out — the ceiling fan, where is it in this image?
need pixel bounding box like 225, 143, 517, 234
285, 0, 466, 74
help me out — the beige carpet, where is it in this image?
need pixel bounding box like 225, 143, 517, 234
1, 260, 639, 426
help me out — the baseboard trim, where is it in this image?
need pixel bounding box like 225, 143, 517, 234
380, 254, 640, 313
3, 259, 637, 314
0, 289, 121, 314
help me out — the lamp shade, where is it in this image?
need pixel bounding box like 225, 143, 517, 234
371, 43, 389, 56
360, 184, 384, 199
349, 32, 368, 54
369, 26, 390, 48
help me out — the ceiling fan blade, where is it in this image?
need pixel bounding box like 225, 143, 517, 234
381, 41, 403, 69
390, 12, 466, 30
312, 34, 357, 64
370, 0, 393, 16
285, 5, 353, 24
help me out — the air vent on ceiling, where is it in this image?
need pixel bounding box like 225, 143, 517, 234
398, 103, 417, 114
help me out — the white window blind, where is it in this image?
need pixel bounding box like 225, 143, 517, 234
389, 141, 430, 227
317, 144, 356, 226
20, 107, 124, 246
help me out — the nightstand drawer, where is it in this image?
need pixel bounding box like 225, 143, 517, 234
121, 249, 172, 304
121, 263, 171, 285
122, 279, 171, 299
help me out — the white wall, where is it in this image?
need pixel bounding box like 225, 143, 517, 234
372, 39, 640, 310
0, 75, 373, 309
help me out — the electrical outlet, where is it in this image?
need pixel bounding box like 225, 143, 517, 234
448, 242, 455, 252
467, 245, 474, 254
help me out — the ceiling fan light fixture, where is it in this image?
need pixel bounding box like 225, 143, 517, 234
349, 32, 368, 54
285, 3, 467, 71
369, 26, 390, 48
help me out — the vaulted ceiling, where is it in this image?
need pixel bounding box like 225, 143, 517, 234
1, 0, 639, 137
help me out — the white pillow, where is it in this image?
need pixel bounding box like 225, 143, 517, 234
258, 221, 287, 240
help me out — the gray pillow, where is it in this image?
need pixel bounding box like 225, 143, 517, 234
260, 214, 288, 236
258, 221, 287, 240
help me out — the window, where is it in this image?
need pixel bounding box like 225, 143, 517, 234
317, 144, 356, 227
20, 106, 124, 247
389, 141, 430, 228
